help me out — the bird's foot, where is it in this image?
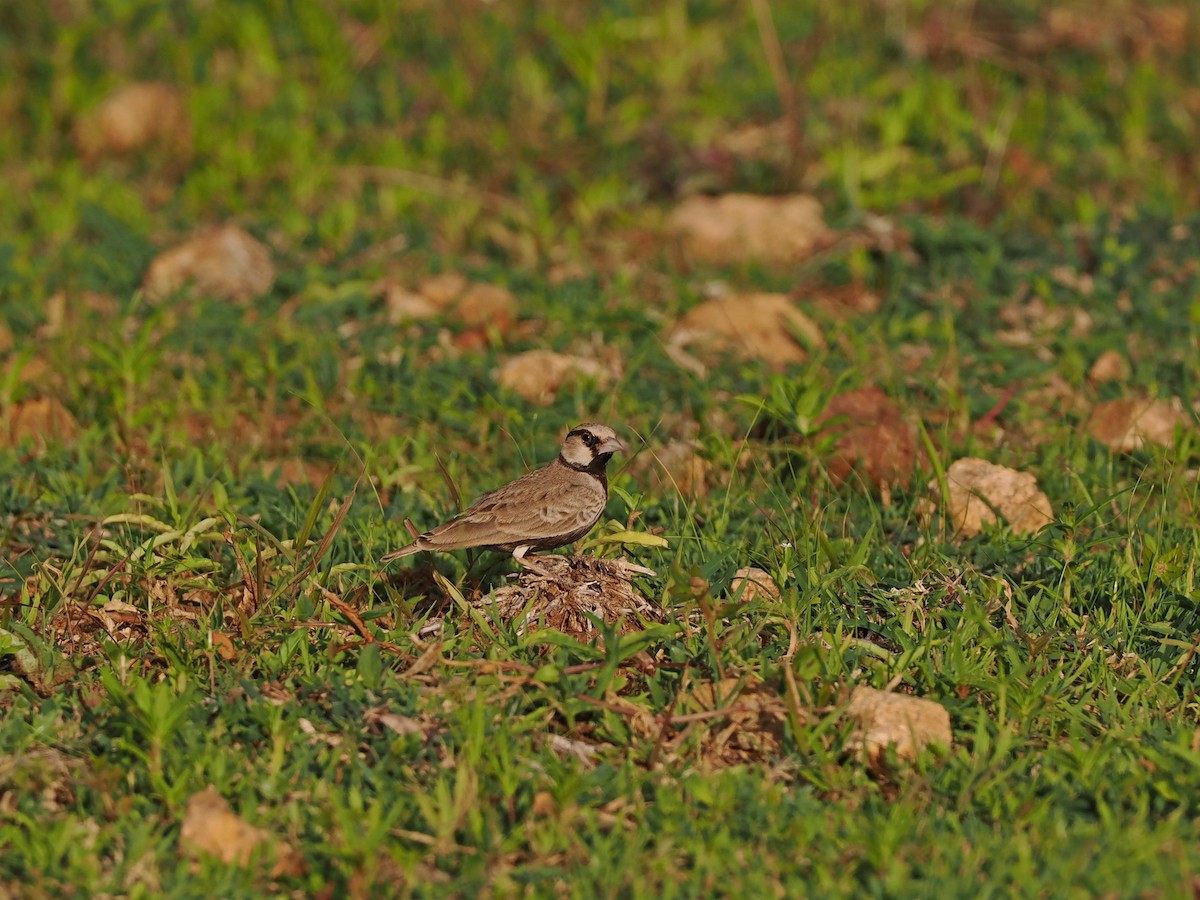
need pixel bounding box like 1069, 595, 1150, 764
512, 545, 556, 579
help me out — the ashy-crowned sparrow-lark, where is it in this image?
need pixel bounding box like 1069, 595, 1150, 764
382, 423, 625, 572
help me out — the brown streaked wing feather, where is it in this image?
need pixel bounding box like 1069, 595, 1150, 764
418, 465, 604, 550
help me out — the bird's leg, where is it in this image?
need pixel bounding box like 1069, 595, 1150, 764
512, 545, 553, 578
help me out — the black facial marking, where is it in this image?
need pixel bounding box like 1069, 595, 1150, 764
568, 428, 599, 450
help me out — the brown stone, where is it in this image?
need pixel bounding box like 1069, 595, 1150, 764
1086, 397, 1190, 451
4, 397, 79, 447
818, 387, 917, 490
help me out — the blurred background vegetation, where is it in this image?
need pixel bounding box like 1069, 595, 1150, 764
2, 0, 1198, 289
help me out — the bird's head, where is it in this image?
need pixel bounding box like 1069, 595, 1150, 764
560, 422, 626, 471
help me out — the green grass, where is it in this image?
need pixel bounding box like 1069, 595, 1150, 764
3, 0, 1200, 895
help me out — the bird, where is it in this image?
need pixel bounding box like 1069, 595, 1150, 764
381, 423, 626, 573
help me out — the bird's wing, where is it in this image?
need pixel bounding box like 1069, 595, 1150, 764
420, 468, 604, 550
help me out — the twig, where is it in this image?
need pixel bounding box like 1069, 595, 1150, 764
338, 165, 512, 216
433, 452, 462, 512
437, 658, 607, 676
319, 586, 406, 654
662, 705, 762, 725
748, 0, 805, 184
977, 384, 1018, 429
273, 478, 360, 602
647, 664, 688, 769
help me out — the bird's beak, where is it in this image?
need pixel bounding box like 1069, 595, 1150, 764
599, 437, 626, 455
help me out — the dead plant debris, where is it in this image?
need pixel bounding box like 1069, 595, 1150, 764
385, 273, 519, 343
728, 567, 780, 603
483, 555, 663, 640
672, 676, 789, 768
3, 397, 79, 448
599, 676, 794, 771
1086, 350, 1131, 385
631, 438, 710, 499
179, 786, 303, 877
0, 747, 77, 813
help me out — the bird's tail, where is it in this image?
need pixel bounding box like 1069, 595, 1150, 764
380, 542, 423, 563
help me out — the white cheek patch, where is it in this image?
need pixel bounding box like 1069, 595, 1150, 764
561, 439, 594, 467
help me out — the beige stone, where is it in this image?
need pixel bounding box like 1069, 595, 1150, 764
846, 686, 952, 762
729, 567, 780, 602
669, 193, 830, 266
74, 82, 192, 164
670, 293, 824, 369
143, 225, 274, 302
496, 350, 612, 404
935, 457, 1054, 538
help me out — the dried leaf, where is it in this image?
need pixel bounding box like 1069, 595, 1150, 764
547, 734, 600, 764
633, 438, 710, 498
710, 120, 792, 168
365, 706, 427, 737
1086, 350, 1130, 385
398, 275, 522, 344
453, 282, 516, 330
3, 397, 79, 447
530, 791, 557, 818
298, 718, 343, 747
417, 273, 469, 306
383, 282, 440, 322
0, 628, 44, 691
210, 632, 236, 661
260, 682, 294, 706
818, 387, 918, 491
